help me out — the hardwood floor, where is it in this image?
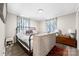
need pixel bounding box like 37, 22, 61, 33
5, 43, 28, 56
5, 42, 78, 56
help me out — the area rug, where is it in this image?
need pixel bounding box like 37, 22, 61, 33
47, 45, 65, 56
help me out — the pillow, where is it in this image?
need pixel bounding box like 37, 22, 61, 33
33, 30, 37, 34
26, 30, 33, 35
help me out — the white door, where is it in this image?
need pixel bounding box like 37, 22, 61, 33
0, 18, 5, 56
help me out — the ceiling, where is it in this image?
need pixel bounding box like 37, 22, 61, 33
7, 3, 78, 20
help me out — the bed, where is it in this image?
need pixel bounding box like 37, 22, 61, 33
16, 27, 56, 56
16, 28, 37, 56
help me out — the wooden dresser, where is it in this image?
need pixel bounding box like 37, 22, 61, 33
56, 35, 77, 48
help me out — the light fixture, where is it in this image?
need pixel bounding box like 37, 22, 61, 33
38, 9, 43, 13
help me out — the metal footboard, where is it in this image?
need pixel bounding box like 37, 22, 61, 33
29, 34, 33, 51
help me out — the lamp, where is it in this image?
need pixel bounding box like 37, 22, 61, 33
68, 29, 76, 39
68, 29, 75, 33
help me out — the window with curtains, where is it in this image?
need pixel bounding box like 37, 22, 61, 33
46, 18, 57, 32
17, 16, 30, 33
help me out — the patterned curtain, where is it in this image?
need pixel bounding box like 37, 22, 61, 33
46, 18, 57, 32
17, 16, 30, 33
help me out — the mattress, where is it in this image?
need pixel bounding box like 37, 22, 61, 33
16, 32, 33, 50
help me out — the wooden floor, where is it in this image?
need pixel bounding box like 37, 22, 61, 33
5, 43, 78, 56
5, 43, 28, 56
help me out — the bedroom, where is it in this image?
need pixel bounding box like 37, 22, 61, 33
0, 3, 79, 56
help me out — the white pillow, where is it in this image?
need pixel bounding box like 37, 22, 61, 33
33, 30, 37, 34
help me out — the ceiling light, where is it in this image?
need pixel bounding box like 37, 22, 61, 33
38, 9, 43, 13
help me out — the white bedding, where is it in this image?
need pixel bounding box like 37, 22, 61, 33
16, 32, 33, 50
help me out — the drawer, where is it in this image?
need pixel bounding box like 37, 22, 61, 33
56, 36, 77, 48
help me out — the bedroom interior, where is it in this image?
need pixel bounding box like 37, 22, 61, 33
0, 3, 79, 56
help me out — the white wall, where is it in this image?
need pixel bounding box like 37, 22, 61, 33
6, 13, 40, 42
38, 13, 76, 34
76, 8, 79, 49
30, 20, 40, 33
38, 21, 47, 33
0, 18, 5, 56
0, 3, 6, 56
5, 12, 76, 43
6, 13, 17, 42
57, 13, 76, 34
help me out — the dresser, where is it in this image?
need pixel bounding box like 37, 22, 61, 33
56, 35, 77, 48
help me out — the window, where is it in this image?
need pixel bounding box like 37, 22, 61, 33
46, 18, 57, 32
17, 16, 30, 33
